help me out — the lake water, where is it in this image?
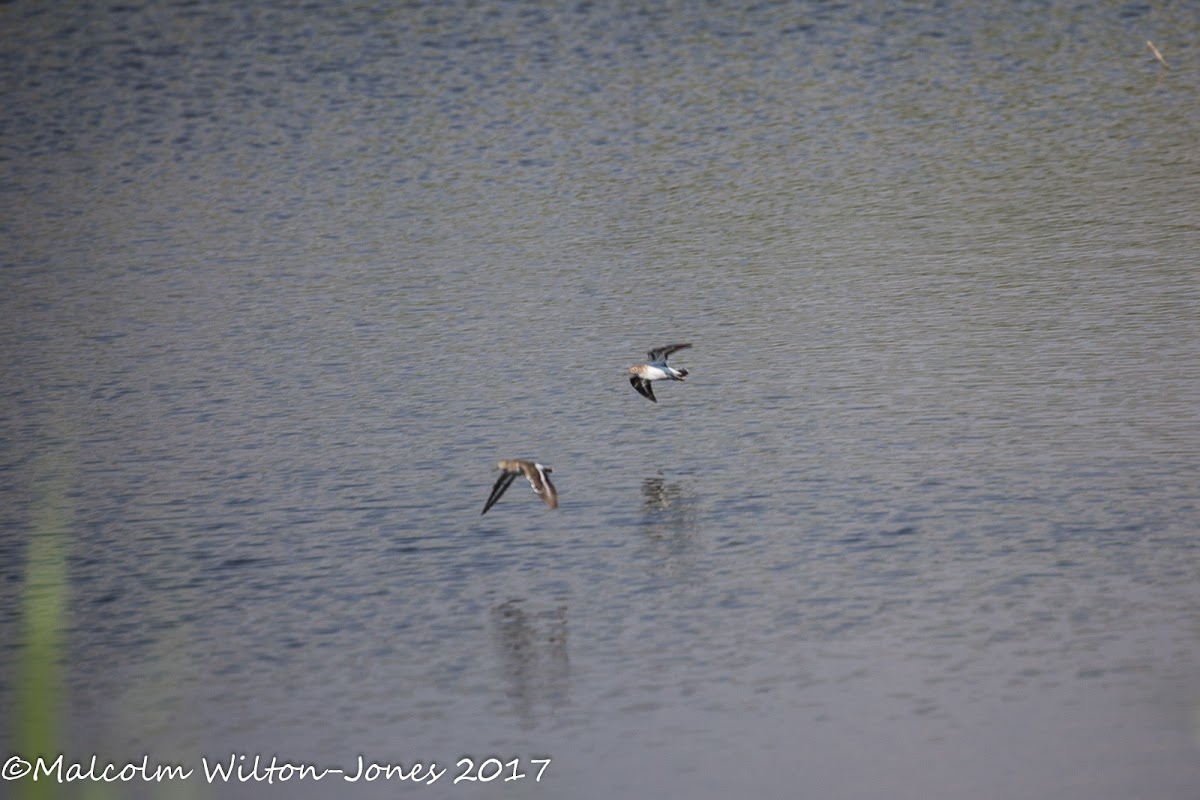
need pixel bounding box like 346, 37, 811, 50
2, 1, 1199, 798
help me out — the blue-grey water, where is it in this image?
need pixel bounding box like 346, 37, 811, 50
3, 1, 1199, 798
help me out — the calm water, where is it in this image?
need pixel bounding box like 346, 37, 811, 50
3, 1, 1200, 798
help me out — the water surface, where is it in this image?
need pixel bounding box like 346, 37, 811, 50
2, 2, 1199, 798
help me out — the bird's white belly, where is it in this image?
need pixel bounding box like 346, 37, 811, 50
643, 365, 672, 380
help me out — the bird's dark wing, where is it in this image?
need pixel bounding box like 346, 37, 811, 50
647, 342, 692, 362
481, 471, 517, 515
630, 376, 657, 402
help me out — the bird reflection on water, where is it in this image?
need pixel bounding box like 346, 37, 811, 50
636, 476, 702, 576
490, 600, 569, 728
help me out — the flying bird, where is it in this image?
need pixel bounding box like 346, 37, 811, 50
628, 343, 692, 402
481, 459, 558, 515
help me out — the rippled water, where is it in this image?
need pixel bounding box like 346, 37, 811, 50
3, 1, 1199, 798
